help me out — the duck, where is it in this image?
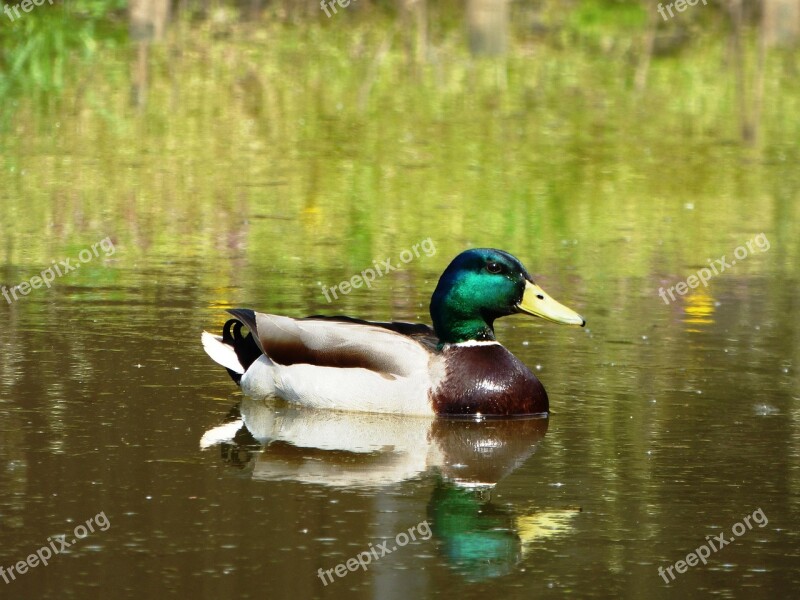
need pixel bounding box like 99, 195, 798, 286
201, 248, 585, 417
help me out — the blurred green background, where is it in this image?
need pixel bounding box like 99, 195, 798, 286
1, 0, 798, 277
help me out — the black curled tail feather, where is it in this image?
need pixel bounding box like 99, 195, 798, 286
222, 319, 262, 384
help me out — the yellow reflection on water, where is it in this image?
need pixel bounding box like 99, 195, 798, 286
683, 286, 716, 331
517, 508, 581, 559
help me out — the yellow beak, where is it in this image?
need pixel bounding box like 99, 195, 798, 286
517, 280, 585, 326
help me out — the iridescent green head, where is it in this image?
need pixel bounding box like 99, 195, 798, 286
430, 248, 585, 344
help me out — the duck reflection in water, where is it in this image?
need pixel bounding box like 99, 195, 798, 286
201, 398, 580, 580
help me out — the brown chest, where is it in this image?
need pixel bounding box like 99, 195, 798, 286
429, 344, 548, 416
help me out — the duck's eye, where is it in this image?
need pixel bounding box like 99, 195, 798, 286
486, 262, 503, 274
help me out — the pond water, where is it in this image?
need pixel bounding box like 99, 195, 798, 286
1, 23, 799, 600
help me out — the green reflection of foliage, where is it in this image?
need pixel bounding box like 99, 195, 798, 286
0, 0, 126, 122
0, 7, 797, 299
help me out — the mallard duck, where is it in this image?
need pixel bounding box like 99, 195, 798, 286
201, 248, 585, 417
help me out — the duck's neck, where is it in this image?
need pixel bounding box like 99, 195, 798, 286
430, 306, 496, 345
430, 272, 506, 345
